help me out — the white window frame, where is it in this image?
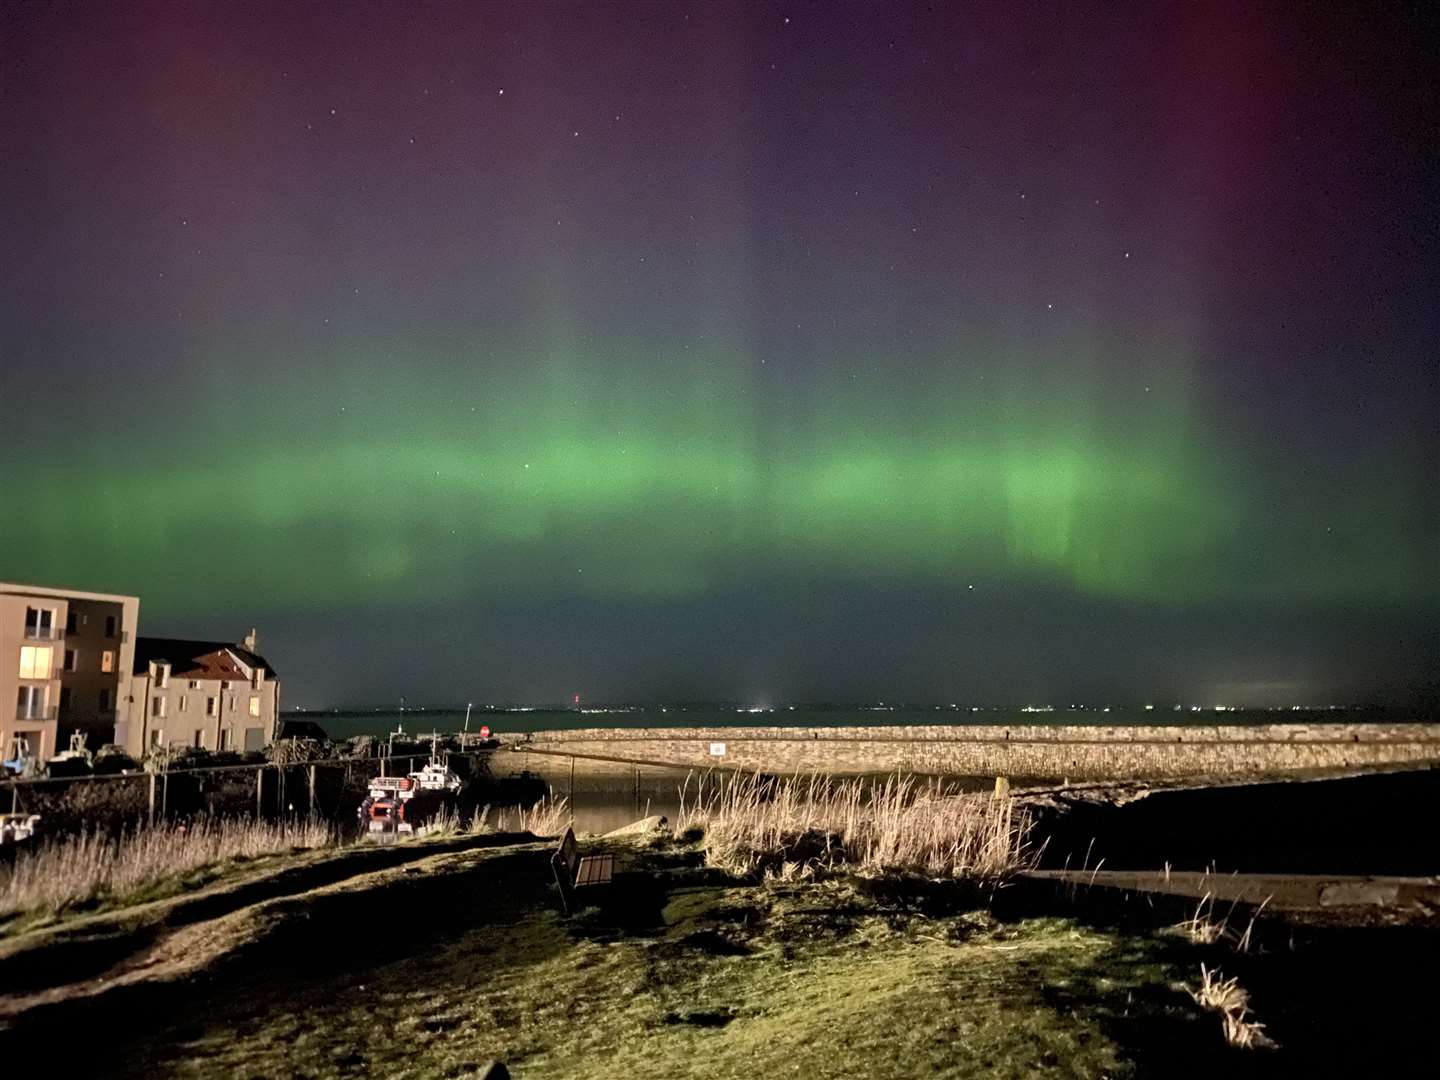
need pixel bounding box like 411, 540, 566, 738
18, 646, 53, 679
17, 685, 48, 719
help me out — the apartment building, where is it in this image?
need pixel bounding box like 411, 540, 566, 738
1, 582, 140, 762
123, 631, 280, 756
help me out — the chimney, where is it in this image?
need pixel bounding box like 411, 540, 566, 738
242, 627, 258, 652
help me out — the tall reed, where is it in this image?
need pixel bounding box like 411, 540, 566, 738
489, 795, 572, 837
0, 817, 335, 920
674, 770, 1030, 879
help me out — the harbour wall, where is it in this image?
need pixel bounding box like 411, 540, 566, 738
502, 723, 1440, 783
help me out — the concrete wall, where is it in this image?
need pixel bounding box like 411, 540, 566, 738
511, 723, 1440, 783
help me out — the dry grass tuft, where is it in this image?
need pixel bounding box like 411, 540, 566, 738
1186, 963, 1278, 1050
492, 795, 572, 837
1174, 894, 1231, 945
1171, 894, 1271, 953
674, 770, 1031, 880
0, 816, 335, 921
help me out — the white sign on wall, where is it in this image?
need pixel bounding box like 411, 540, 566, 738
709, 742, 726, 757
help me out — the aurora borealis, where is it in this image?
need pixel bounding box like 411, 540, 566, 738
2, 2, 1436, 706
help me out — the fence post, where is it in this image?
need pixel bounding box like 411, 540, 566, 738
148, 772, 157, 825
255, 766, 264, 819
308, 764, 318, 817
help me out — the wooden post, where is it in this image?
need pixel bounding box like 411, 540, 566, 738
634, 764, 640, 816
255, 766, 264, 819
308, 764, 318, 817
569, 755, 576, 805
148, 772, 157, 825
161, 771, 168, 819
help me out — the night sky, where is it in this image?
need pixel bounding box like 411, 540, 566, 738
2, 1, 1436, 708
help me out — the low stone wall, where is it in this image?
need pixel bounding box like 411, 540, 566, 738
506, 723, 1440, 783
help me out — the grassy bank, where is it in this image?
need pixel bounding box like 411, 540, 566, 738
0, 817, 336, 926
46, 848, 1277, 1080
0, 794, 578, 932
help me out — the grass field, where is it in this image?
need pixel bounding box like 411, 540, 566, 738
13, 835, 1290, 1080
3, 779, 1435, 1077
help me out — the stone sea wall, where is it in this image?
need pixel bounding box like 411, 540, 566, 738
503, 723, 1440, 783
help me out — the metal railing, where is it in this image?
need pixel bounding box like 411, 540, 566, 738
14, 705, 58, 722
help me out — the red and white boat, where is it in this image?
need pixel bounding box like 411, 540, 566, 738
359, 735, 463, 833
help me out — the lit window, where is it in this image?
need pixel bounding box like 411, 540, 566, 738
249, 696, 261, 717
101, 651, 115, 673
18, 646, 53, 679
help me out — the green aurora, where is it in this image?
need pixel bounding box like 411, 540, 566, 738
4, 340, 1430, 614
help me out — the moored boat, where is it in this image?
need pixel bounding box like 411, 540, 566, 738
358, 734, 463, 833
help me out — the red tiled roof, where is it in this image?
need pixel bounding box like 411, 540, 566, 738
132, 637, 278, 679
